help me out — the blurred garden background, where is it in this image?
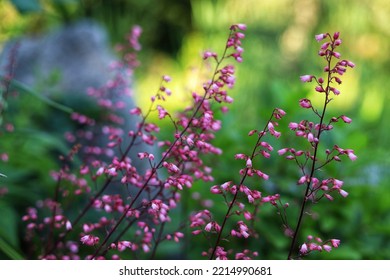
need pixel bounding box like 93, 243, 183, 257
0, 0, 389, 259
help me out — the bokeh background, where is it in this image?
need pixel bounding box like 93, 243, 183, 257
0, 0, 389, 259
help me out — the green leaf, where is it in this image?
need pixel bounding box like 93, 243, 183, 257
10, 0, 42, 14
5, 77, 74, 114
0, 201, 24, 259
0, 238, 24, 260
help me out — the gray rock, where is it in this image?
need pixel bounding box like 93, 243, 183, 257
1, 20, 116, 100
0, 20, 154, 195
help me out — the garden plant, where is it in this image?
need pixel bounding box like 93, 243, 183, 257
0, 23, 356, 260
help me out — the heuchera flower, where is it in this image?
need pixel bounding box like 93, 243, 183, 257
331, 239, 341, 248
315, 33, 327, 42
281, 31, 356, 260
300, 243, 308, 254
80, 235, 100, 246
299, 98, 312, 109
300, 75, 313, 82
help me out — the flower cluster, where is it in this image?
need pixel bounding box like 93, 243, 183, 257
202, 108, 286, 259
13, 25, 356, 261
281, 32, 356, 259
299, 236, 341, 256
18, 23, 248, 260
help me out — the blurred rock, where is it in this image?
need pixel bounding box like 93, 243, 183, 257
0, 20, 153, 192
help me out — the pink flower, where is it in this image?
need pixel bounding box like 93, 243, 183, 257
300, 75, 314, 82
220, 181, 232, 190
65, 220, 72, 231
162, 75, 171, 82
256, 170, 269, 180
157, 105, 169, 119
261, 150, 271, 158
346, 60, 355, 68
235, 32, 245, 39
298, 175, 308, 185
307, 132, 315, 142
107, 167, 117, 176
236, 23, 247, 31
142, 244, 150, 253
243, 211, 253, 220
340, 115, 352, 123
299, 98, 312, 109
323, 244, 332, 252
315, 85, 325, 92
335, 39, 342, 46
278, 148, 289, 155
300, 243, 308, 254
210, 185, 222, 194
137, 152, 148, 159
333, 179, 344, 188
268, 122, 281, 138
330, 87, 340, 95
320, 42, 330, 50
80, 235, 100, 246
315, 33, 327, 41
331, 239, 341, 248
274, 108, 286, 119
203, 51, 217, 60
117, 241, 132, 252
192, 229, 202, 235
288, 122, 299, 130
324, 193, 334, 201
204, 222, 212, 232
129, 107, 142, 115
332, 51, 341, 58
162, 162, 180, 173
347, 150, 357, 161
339, 189, 349, 197
235, 153, 246, 160
80, 165, 89, 175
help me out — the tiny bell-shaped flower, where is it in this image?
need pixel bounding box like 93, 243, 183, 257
331, 239, 341, 248
300, 243, 308, 254
339, 189, 349, 197
323, 244, 332, 252
278, 148, 289, 155
236, 23, 247, 31
340, 115, 352, 123
299, 98, 312, 109
347, 150, 357, 161
300, 75, 314, 82
315, 33, 327, 42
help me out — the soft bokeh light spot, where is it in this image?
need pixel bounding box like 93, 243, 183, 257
360, 89, 384, 122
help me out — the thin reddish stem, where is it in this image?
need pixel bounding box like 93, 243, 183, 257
287, 35, 335, 260
210, 109, 277, 259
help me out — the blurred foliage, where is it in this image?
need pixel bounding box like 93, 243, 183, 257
1, 0, 389, 259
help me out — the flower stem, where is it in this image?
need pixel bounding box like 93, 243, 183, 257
210, 109, 276, 259
287, 44, 334, 259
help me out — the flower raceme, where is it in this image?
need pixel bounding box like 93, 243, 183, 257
205, 108, 286, 260
21, 23, 247, 260
282, 32, 356, 259
299, 236, 341, 256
